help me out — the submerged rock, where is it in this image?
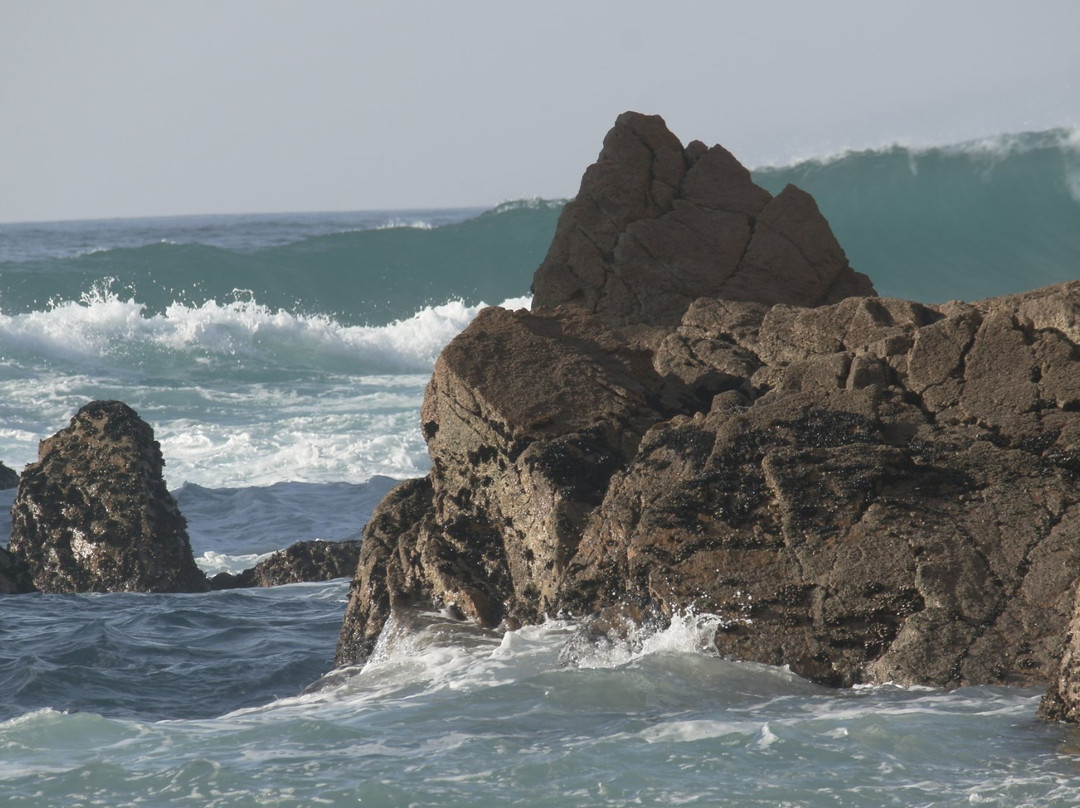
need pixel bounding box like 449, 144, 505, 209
336, 112, 1080, 698
7, 401, 209, 593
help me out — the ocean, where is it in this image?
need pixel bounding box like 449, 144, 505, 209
1, 128, 1080, 805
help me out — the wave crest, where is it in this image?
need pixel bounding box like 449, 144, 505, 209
1, 284, 531, 377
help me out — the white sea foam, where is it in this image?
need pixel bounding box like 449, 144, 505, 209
753, 125, 1080, 174
374, 219, 436, 231
0, 293, 532, 487
317, 608, 807, 714
195, 550, 272, 575
0, 287, 533, 375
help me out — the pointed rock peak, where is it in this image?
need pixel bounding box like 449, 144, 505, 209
532, 112, 874, 326
8, 400, 208, 594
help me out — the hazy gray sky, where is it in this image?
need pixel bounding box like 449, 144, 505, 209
2, 0, 1077, 222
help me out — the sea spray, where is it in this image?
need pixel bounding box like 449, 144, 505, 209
0, 287, 530, 484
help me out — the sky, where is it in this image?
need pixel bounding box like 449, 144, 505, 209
2, 0, 1078, 223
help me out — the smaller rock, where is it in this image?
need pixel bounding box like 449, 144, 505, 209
531, 111, 874, 326
249, 539, 362, 587
208, 539, 363, 590
8, 401, 209, 593
208, 569, 255, 590
0, 462, 18, 490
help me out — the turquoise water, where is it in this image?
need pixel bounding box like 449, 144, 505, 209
754, 127, 1080, 302
2, 129, 1080, 805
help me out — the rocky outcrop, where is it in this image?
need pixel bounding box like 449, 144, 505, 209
531, 111, 874, 326
336, 113, 1080, 694
7, 401, 209, 593
337, 477, 435, 665
0, 461, 18, 490
563, 290, 1080, 687
210, 539, 363, 589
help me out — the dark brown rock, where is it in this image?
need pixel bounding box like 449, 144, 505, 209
1041, 594, 1080, 723
251, 539, 362, 587
208, 539, 364, 590
208, 569, 255, 590
339, 280, 1080, 686
0, 461, 18, 490
7, 401, 208, 593
0, 547, 36, 594
336, 113, 1080, 704
531, 112, 874, 326
336, 476, 435, 666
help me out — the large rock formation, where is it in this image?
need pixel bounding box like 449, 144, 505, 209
336, 112, 1080, 697
531, 111, 874, 326
8, 400, 209, 593
562, 289, 1080, 687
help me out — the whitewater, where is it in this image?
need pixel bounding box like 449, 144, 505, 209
2, 129, 1080, 805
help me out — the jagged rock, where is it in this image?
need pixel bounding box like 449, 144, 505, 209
338, 281, 1080, 686
531, 111, 874, 326
211, 539, 363, 590
7, 401, 208, 593
1041, 592, 1080, 723
1040, 503, 1080, 723
335, 113, 1080, 697
337, 477, 435, 666
563, 293, 1080, 687
0, 461, 18, 490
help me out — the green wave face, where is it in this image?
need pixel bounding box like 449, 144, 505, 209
0, 201, 564, 325
753, 128, 1080, 302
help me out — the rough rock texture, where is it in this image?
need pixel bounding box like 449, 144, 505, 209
564, 289, 1080, 687
1040, 595, 1080, 722
0, 461, 18, 490
338, 281, 1080, 685
7, 401, 209, 593
0, 548, 36, 594
531, 111, 874, 326
335, 113, 1080, 696
1038, 553, 1080, 722
210, 539, 363, 590
337, 477, 435, 666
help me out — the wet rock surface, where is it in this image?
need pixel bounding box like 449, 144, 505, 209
336, 113, 1080, 700
7, 400, 209, 593
211, 539, 363, 590
0, 547, 36, 595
